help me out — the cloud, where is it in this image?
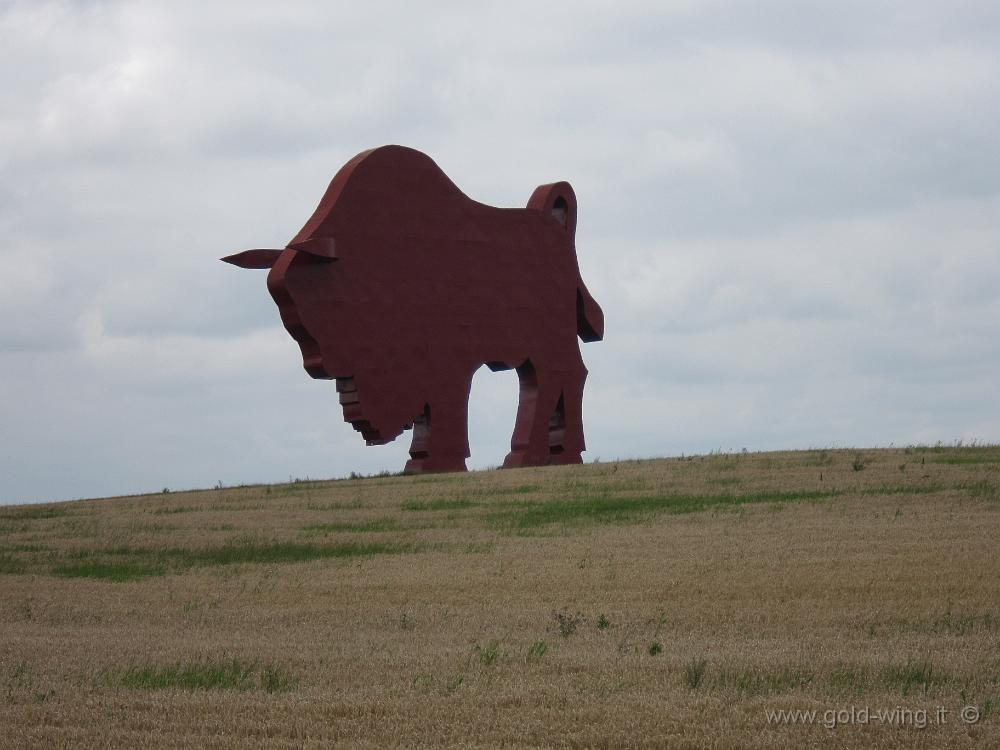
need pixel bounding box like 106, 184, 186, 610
2, 0, 999, 503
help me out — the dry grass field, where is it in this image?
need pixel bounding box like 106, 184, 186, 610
2, 446, 1000, 748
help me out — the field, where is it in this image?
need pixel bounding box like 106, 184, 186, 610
2, 446, 999, 748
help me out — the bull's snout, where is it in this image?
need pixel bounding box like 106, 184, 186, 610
221, 237, 336, 269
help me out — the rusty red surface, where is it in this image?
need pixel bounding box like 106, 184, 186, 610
223, 145, 603, 473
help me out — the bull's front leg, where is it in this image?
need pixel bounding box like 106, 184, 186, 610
404, 375, 472, 473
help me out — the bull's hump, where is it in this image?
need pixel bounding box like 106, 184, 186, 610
349, 146, 465, 201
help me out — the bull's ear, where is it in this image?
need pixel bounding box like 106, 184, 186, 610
527, 181, 577, 235
221, 249, 284, 269
287, 237, 336, 261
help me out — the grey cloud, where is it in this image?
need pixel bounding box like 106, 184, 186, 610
2, 0, 999, 504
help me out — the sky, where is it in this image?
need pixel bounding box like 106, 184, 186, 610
2, 0, 999, 505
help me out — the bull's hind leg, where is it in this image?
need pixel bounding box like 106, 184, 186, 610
548, 369, 587, 465
404, 377, 472, 473
503, 359, 587, 468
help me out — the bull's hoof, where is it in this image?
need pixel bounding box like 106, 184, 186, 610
502, 450, 546, 469
404, 455, 468, 474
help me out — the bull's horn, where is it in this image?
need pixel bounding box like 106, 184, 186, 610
220, 249, 284, 269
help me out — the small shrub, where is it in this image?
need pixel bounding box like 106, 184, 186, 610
852, 455, 866, 472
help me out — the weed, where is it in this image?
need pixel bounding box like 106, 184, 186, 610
852, 455, 867, 472
527, 641, 548, 662
827, 663, 866, 693
398, 612, 415, 631
302, 518, 400, 534
411, 674, 433, 690
0, 553, 26, 575
597, 614, 611, 630
828, 660, 946, 695
714, 666, 813, 695
509, 484, 541, 494
401, 498, 476, 512
555, 611, 585, 638
151, 506, 198, 515
617, 641, 639, 656
959, 480, 1000, 501
648, 642, 663, 656
903, 609, 996, 635
0, 506, 67, 521
933, 454, 1000, 466
881, 660, 942, 695
684, 658, 707, 690
14, 599, 32, 620
475, 640, 502, 666
462, 542, 495, 554
491, 489, 838, 531
260, 665, 298, 693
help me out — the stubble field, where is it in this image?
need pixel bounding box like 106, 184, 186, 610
2, 446, 999, 748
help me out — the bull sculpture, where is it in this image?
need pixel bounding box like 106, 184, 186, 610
223, 145, 604, 473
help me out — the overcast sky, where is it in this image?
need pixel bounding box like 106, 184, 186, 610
2, 1, 999, 505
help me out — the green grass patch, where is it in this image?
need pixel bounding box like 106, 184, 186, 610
53, 560, 165, 582
402, 498, 478, 512
117, 658, 295, 692
462, 541, 496, 554
958, 480, 1000, 501
863, 482, 951, 496
302, 518, 401, 534
0, 553, 27, 575
49, 540, 420, 581
712, 666, 813, 695
932, 454, 1000, 465
490, 489, 838, 530
707, 477, 742, 487
304, 499, 364, 511
828, 660, 947, 695
174, 540, 417, 567
151, 505, 199, 515
0, 505, 68, 521
893, 610, 996, 636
